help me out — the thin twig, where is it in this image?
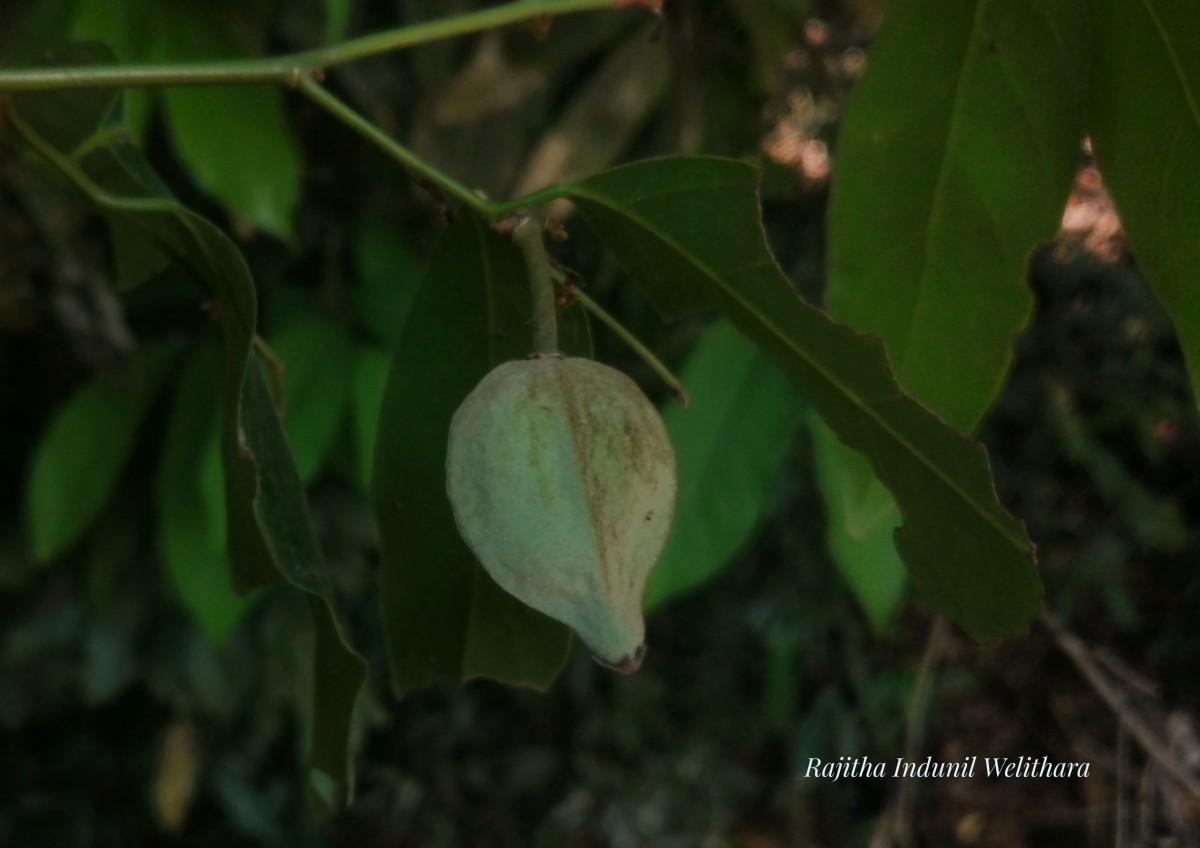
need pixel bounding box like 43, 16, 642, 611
870, 615, 950, 848
511, 218, 559, 355
296, 75, 499, 220
0, 0, 624, 91
1115, 723, 1128, 848
1040, 610, 1200, 799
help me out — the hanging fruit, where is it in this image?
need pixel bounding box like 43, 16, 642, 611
446, 353, 677, 673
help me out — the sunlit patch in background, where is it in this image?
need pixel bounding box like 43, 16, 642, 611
1058, 140, 1126, 261
761, 19, 870, 188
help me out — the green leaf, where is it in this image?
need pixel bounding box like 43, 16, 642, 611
7, 70, 364, 793
69, 5, 174, 287
352, 215, 422, 348
67, 7, 171, 289
827, 0, 1088, 431
0, 0, 78, 67
11, 63, 286, 591
551, 156, 1040, 641
644, 320, 804, 610
309, 596, 363, 796
273, 317, 356, 484
810, 419, 907, 631
71, 0, 156, 137
1089, 0, 1200, 407
158, 338, 255, 640
27, 341, 177, 561
2, 43, 120, 153
371, 213, 570, 694
351, 345, 392, 491
154, 5, 301, 240
242, 359, 368, 793
324, 0, 353, 42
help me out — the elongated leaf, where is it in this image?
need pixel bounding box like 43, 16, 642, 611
1089, 0, 1200, 406
241, 361, 367, 793
70, 0, 155, 137
1, 45, 120, 151
27, 341, 176, 561
820, 0, 1088, 588
12, 64, 283, 590
827, 0, 1088, 432
158, 339, 254, 640
548, 156, 1040, 640
810, 419, 906, 631
372, 214, 570, 694
68, 6, 183, 286
352, 345, 392, 491
69, 2, 300, 239
7, 67, 363, 792
154, 5, 301, 240
310, 596, 362, 794
324, 0, 353, 42
644, 320, 804, 609
353, 215, 422, 348
273, 317, 356, 484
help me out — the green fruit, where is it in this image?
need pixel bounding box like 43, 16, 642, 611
445, 354, 677, 674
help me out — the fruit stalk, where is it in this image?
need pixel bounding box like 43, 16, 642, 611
511, 218, 558, 355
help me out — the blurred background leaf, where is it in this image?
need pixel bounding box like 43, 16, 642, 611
27, 341, 176, 561
153, 2, 301, 241
810, 417, 906, 630
351, 345, 392, 491
157, 337, 254, 641
645, 319, 804, 609
351, 215, 422, 349
71, 0, 301, 239
273, 316, 356, 485
70, 0, 156, 138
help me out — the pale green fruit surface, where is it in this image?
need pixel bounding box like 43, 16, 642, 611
445, 355, 677, 673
